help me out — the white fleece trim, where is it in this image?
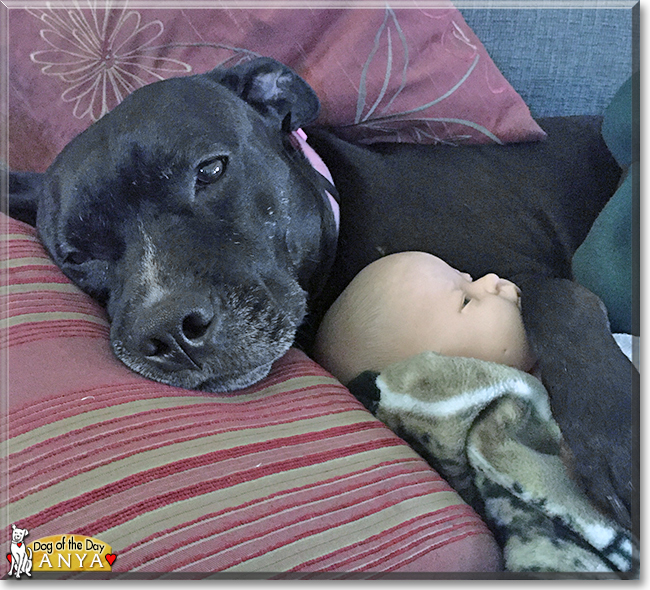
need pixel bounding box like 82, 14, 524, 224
376, 373, 552, 421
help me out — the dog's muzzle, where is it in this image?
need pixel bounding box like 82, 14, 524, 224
111, 280, 305, 393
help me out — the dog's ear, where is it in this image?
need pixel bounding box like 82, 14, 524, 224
6, 169, 43, 227
207, 57, 320, 131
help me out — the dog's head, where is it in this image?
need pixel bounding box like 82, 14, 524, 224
11, 525, 28, 544
10, 58, 338, 392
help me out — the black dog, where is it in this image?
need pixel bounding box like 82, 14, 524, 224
8, 58, 635, 530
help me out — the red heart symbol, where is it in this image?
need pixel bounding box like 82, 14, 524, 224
105, 554, 116, 566
6, 553, 11, 563
17, 543, 22, 548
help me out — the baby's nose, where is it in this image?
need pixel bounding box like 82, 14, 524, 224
475, 274, 521, 302
474, 273, 501, 293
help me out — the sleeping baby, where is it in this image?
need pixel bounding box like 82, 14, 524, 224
313, 251, 636, 573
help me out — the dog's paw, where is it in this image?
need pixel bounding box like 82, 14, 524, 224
519, 278, 635, 529
562, 420, 632, 529
536, 335, 633, 530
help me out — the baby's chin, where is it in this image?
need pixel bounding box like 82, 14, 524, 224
500, 346, 537, 373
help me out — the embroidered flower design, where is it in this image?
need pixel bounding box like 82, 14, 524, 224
28, 2, 192, 121
351, 7, 501, 144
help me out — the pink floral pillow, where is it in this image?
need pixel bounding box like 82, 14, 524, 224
8, 4, 545, 172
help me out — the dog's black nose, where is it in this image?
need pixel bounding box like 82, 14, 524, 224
131, 294, 216, 371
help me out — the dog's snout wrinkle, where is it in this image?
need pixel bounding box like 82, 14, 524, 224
142, 334, 203, 371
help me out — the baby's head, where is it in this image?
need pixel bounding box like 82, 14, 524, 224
314, 252, 536, 384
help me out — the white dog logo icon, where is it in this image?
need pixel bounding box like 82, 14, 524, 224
8, 524, 32, 579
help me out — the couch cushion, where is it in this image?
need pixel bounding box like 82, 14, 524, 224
458, 7, 633, 118
1, 213, 500, 575
8, 4, 545, 173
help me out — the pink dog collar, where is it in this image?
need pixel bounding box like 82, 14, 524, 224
290, 128, 340, 232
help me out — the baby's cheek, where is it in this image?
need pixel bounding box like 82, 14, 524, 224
499, 324, 536, 372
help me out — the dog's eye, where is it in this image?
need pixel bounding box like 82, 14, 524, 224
196, 157, 227, 186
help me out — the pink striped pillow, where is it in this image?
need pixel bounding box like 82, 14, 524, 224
1, 213, 500, 575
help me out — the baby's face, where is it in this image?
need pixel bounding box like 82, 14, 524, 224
409, 254, 535, 371
314, 252, 536, 384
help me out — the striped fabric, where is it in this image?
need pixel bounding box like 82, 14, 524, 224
1, 213, 500, 575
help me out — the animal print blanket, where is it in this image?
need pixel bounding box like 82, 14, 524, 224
347, 351, 638, 575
